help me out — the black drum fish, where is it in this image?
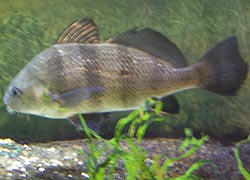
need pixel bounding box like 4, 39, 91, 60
3, 17, 248, 129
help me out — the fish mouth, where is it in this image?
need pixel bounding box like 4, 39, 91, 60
3, 95, 8, 105
6, 106, 15, 114
3, 95, 15, 114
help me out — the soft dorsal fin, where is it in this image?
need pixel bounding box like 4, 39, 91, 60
112, 28, 187, 68
56, 17, 100, 44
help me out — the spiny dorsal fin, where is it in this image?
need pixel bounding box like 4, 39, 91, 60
56, 17, 100, 44
112, 28, 187, 68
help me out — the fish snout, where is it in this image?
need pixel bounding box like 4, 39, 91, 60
3, 95, 15, 114
3, 94, 10, 106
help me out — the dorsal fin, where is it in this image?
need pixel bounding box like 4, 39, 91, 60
112, 28, 187, 68
56, 17, 100, 44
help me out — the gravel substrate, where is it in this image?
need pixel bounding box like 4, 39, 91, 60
0, 138, 249, 180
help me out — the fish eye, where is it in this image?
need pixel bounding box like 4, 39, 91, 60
12, 87, 22, 97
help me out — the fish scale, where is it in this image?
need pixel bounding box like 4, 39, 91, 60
41, 44, 175, 110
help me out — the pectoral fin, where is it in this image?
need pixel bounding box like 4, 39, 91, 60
50, 86, 104, 107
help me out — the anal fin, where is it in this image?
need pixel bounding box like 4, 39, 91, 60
150, 95, 179, 114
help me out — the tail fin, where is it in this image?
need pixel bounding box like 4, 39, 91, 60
197, 36, 248, 96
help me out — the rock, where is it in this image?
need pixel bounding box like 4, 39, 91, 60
0, 138, 249, 179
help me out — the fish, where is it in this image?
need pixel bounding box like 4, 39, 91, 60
2, 17, 248, 130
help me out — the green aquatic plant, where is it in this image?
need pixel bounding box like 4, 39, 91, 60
234, 135, 250, 180
78, 99, 210, 179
